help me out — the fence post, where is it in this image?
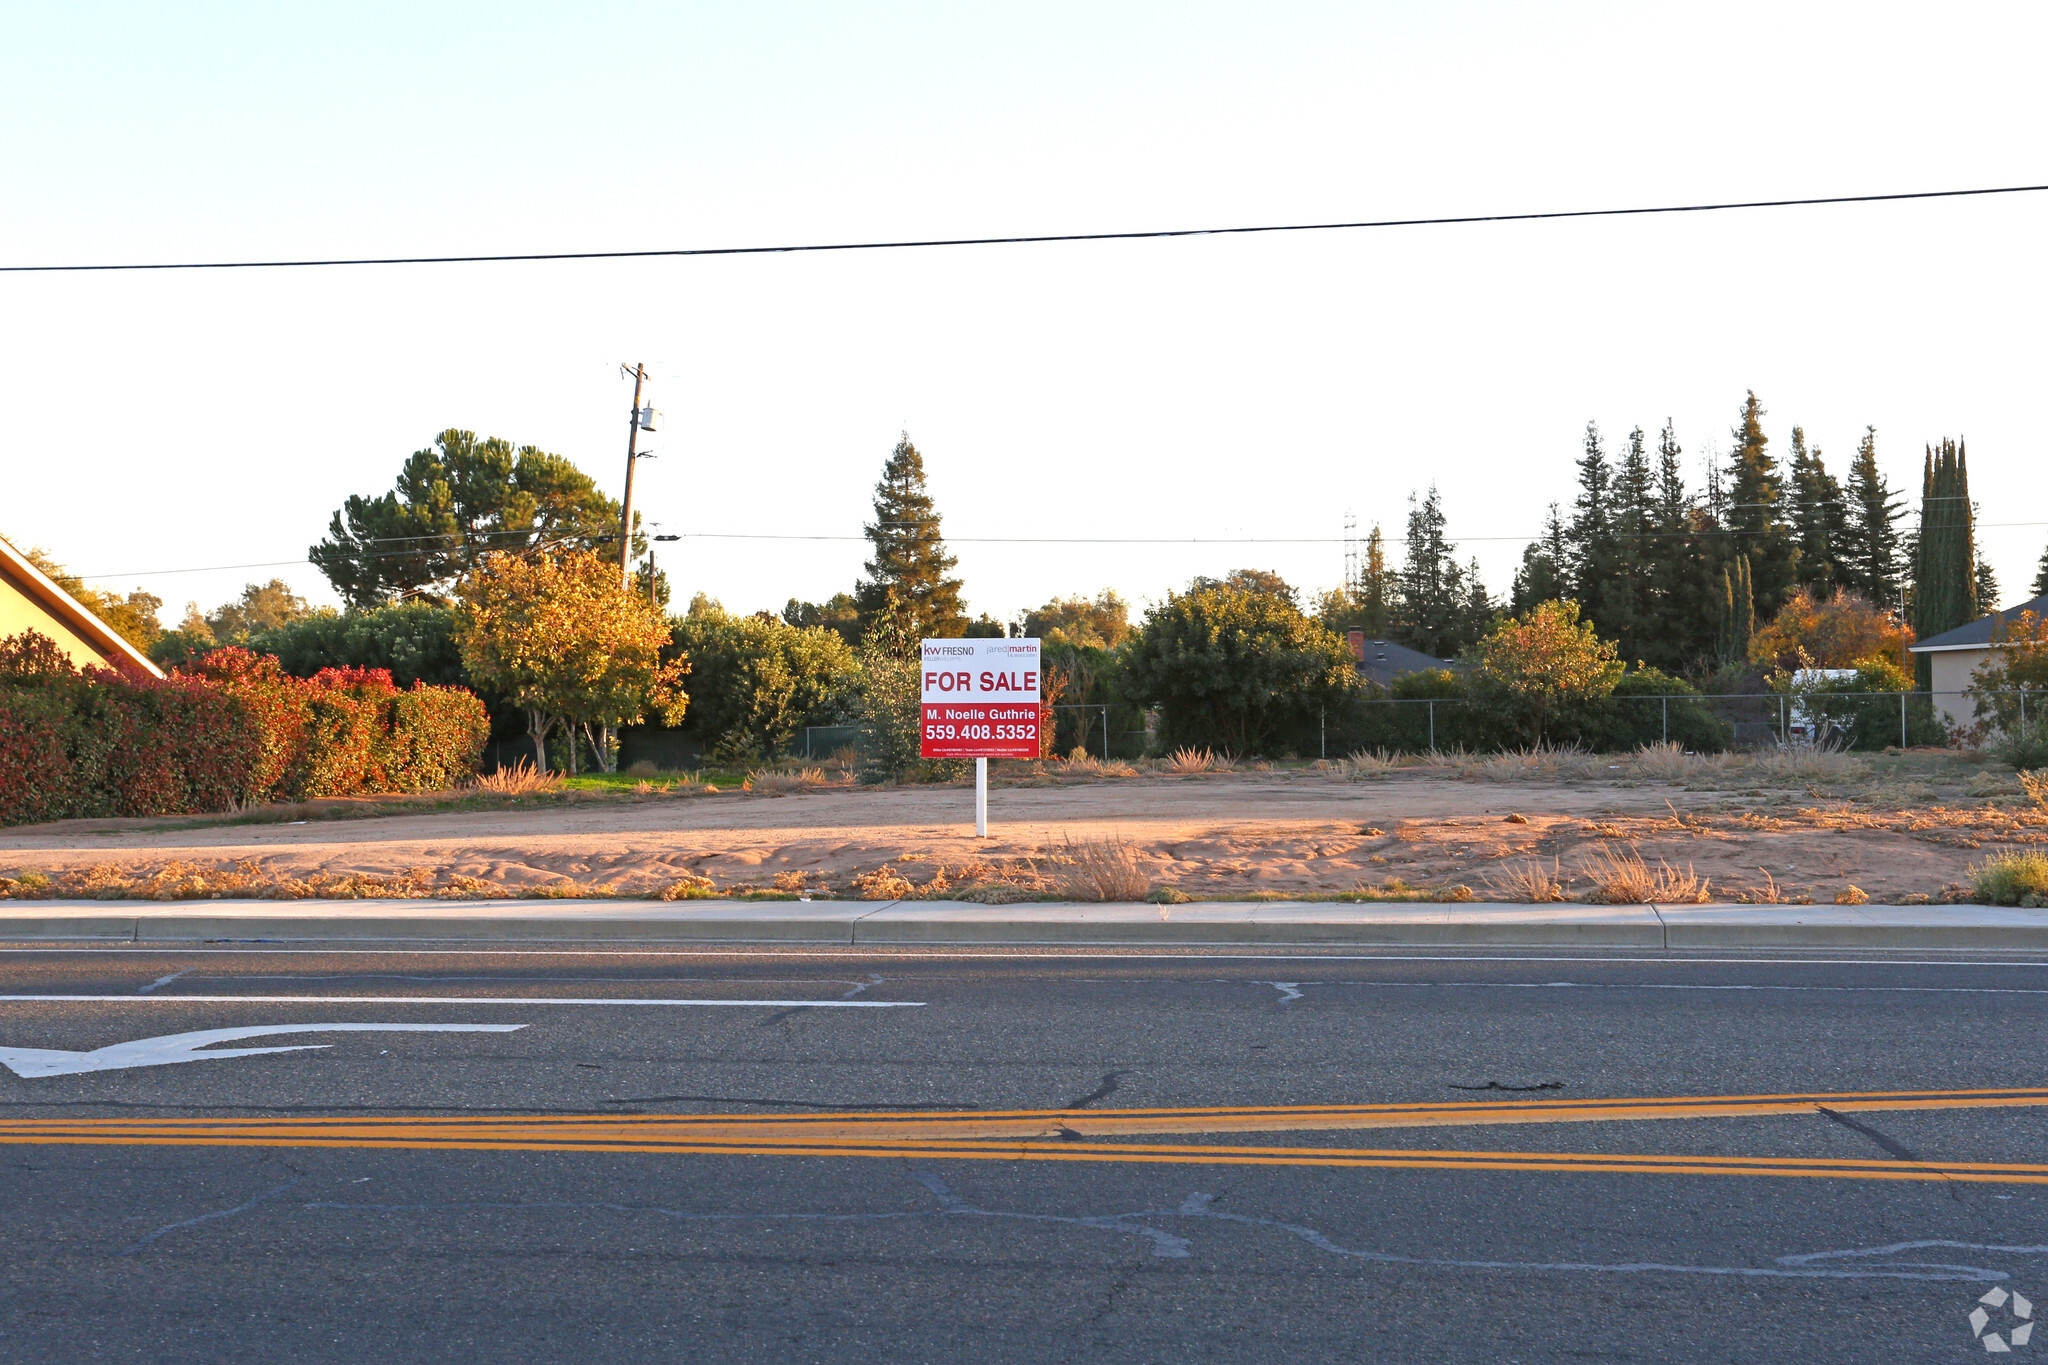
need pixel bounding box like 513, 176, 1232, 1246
1428, 700, 1436, 752
1661, 695, 1668, 745
1779, 694, 1787, 745
1320, 705, 1326, 760
1102, 704, 1110, 761
1900, 691, 1907, 750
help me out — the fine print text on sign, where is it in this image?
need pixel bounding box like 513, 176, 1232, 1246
920, 638, 1042, 759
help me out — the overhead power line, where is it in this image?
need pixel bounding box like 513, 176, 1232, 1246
71, 518, 2048, 582
9, 183, 2047, 274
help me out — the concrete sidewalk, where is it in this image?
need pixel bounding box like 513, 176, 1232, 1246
0, 898, 2043, 948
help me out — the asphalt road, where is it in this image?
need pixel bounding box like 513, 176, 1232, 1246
2, 943, 2047, 1363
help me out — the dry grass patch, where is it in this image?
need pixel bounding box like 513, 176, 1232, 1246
1056, 835, 1149, 902
2020, 770, 2048, 814
1483, 858, 1568, 903
1577, 845, 1710, 904
1341, 749, 1400, 781
656, 873, 718, 901
467, 761, 563, 797
746, 767, 829, 794
850, 865, 913, 900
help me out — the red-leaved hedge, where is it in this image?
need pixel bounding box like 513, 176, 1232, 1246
0, 636, 488, 826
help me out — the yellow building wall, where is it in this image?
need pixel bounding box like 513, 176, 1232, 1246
0, 565, 119, 670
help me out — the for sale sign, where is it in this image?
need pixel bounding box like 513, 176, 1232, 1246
920, 638, 1042, 759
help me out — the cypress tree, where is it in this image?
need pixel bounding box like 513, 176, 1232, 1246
1909, 438, 1977, 689
1356, 525, 1396, 638
1842, 426, 1905, 610
1785, 425, 1848, 596
854, 433, 968, 637
1722, 391, 1800, 619
1717, 554, 1754, 666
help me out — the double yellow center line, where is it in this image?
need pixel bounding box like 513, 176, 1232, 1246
3, 1086, 2041, 1182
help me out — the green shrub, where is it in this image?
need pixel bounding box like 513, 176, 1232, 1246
1989, 717, 2048, 772
1971, 851, 2048, 907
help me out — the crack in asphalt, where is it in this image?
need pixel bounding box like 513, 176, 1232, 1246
117, 1173, 303, 1256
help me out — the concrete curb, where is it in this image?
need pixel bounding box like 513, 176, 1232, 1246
0, 899, 2044, 949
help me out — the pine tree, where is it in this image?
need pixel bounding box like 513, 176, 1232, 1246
1785, 425, 1848, 596
1643, 419, 1711, 672
1722, 391, 1800, 619
2035, 540, 2048, 597
1565, 422, 1614, 608
1977, 547, 2000, 613
1603, 425, 1655, 662
1842, 426, 1905, 610
853, 433, 967, 637
1396, 486, 1487, 657
1510, 504, 1569, 614
1909, 438, 1977, 689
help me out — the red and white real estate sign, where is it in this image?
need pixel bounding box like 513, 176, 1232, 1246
919, 638, 1042, 759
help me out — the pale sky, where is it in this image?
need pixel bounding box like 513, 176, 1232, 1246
3, 1, 2044, 627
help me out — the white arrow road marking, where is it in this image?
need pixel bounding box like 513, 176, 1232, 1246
0, 1023, 527, 1078
0, 996, 922, 1007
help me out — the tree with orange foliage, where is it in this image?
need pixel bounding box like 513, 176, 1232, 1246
1972, 610, 2048, 733
1748, 588, 1912, 671
456, 550, 687, 773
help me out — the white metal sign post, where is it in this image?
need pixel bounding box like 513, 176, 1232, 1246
919, 637, 1042, 837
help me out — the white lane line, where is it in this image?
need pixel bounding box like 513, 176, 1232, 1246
0, 995, 923, 1007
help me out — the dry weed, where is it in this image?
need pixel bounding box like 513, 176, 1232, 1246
1630, 742, 1692, 782
1167, 747, 1217, 774
1577, 845, 1710, 904
1056, 835, 1149, 902
1342, 749, 1399, 781
1835, 885, 1871, 905
467, 761, 563, 797
747, 768, 828, 794
1748, 746, 1869, 784
2020, 770, 2048, 814
1742, 869, 1788, 904
519, 880, 618, 899
851, 865, 913, 900
657, 874, 718, 901
1483, 859, 1568, 902
771, 870, 824, 893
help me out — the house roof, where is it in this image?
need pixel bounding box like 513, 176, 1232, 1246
0, 536, 164, 677
1907, 593, 2048, 654
1350, 637, 1451, 686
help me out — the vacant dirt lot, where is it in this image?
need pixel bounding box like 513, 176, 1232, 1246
2, 752, 2042, 903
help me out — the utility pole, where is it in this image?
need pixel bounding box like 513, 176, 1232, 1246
618, 363, 656, 588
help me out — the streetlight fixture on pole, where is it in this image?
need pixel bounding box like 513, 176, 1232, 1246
618, 363, 658, 589
649, 532, 679, 606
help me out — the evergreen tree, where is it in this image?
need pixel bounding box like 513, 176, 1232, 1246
1643, 419, 1712, 672
1565, 422, 1614, 608
1395, 486, 1488, 657
2035, 540, 2048, 597
1717, 554, 1754, 666
1842, 426, 1905, 610
1785, 425, 1848, 596
1721, 391, 1800, 619
1510, 504, 1569, 614
1357, 525, 1396, 638
853, 434, 967, 637
1603, 425, 1655, 662
1976, 547, 2000, 613
1909, 438, 1978, 688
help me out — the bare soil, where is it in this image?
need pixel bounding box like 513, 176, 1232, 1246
3, 759, 2043, 903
